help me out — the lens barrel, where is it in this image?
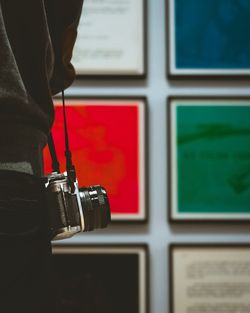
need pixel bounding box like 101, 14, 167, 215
79, 185, 111, 231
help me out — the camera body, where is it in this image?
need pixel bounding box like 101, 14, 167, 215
45, 172, 111, 241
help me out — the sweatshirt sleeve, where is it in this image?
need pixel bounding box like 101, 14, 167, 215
44, 0, 84, 95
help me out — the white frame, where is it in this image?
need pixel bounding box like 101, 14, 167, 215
73, 0, 146, 77
170, 244, 250, 313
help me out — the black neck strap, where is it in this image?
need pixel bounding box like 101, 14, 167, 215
48, 91, 76, 191
48, 133, 60, 173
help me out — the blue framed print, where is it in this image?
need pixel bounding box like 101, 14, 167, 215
168, 0, 250, 77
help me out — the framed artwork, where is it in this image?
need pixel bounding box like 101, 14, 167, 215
72, 0, 147, 78
169, 97, 250, 222
52, 244, 148, 313
44, 97, 147, 222
168, 0, 250, 78
170, 244, 250, 313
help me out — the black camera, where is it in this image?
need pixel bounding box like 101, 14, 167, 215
45, 171, 111, 241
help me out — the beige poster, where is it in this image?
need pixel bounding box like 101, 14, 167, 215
172, 246, 250, 313
72, 0, 145, 76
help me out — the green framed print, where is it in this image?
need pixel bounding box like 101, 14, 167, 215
169, 97, 250, 222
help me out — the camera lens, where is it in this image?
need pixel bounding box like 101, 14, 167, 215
79, 185, 111, 231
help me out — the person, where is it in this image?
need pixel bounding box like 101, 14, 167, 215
0, 0, 83, 312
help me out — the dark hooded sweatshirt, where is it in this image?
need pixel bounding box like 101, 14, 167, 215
0, 0, 83, 175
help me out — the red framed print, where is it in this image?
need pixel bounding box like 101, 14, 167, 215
43, 97, 147, 222
52, 244, 149, 313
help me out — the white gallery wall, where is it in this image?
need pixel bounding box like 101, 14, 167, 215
53, 0, 250, 312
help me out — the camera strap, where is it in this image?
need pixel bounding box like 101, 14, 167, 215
48, 132, 60, 173
61, 90, 76, 189
48, 90, 76, 191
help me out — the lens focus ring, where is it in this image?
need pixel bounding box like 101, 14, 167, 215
79, 185, 111, 231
